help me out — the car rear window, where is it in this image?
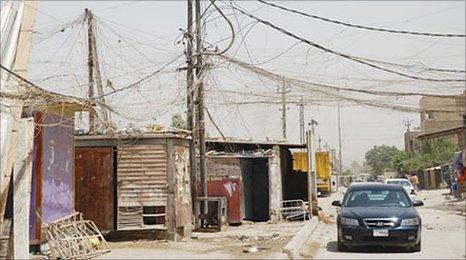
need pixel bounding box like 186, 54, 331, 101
343, 189, 411, 208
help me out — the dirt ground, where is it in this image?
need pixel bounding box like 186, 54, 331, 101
97, 221, 305, 259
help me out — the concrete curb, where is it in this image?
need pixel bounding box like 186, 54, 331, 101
282, 192, 342, 259
282, 218, 319, 260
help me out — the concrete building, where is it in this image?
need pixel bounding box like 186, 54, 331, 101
203, 140, 308, 223
419, 93, 465, 146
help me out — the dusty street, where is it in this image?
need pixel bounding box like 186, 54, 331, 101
97, 221, 303, 259
302, 189, 466, 259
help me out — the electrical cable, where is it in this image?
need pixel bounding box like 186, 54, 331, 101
228, 3, 465, 83
218, 54, 460, 98
202, 1, 236, 56
257, 0, 466, 38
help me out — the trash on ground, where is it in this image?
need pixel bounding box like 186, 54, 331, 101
38, 211, 110, 259
238, 235, 249, 241
242, 245, 270, 253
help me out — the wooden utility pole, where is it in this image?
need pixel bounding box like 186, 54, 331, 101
195, 0, 207, 205
186, 0, 197, 209
85, 8, 111, 132
85, 9, 96, 133
91, 31, 110, 127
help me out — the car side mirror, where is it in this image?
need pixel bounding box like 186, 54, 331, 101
332, 200, 342, 207
413, 200, 423, 207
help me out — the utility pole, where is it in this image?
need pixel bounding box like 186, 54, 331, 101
85, 9, 111, 132
337, 100, 343, 184
278, 84, 290, 140
194, 0, 207, 211
308, 119, 318, 135
299, 96, 305, 143
85, 9, 96, 133
306, 129, 317, 217
186, 0, 197, 210
403, 118, 413, 133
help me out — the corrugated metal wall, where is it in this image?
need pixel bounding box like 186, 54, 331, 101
117, 145, 168, 230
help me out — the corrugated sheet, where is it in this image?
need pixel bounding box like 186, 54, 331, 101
117, 145, 168, 230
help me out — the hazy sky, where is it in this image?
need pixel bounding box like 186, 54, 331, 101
14, 1, 466, 166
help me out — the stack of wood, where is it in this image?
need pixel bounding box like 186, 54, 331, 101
40, 212, 110, 259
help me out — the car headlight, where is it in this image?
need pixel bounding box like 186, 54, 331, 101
340, 217, 359, 226
401, 218, 420, 226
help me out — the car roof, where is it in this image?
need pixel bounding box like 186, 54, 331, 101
348, 182, 404, 191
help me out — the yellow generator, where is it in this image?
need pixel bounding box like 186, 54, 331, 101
316, 151, 332, 196
292, 151, 308, 172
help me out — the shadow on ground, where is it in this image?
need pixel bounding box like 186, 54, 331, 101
326, 241, 415, 254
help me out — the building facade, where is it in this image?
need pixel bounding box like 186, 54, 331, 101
419, 93, 465, 146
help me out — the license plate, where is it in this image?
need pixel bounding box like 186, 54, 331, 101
373, 229, 389, 237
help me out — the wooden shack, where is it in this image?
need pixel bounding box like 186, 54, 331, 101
74, 132, 192, 241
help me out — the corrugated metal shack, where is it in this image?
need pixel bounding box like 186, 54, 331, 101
74, 132, 192, 241
204, 140, 308, 223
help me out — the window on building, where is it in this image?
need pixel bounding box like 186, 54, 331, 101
425, 112, 434, 120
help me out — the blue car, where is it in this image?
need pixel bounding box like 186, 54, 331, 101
332, 183, 423, 252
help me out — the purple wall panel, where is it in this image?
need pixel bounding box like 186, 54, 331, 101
41, 113, 74, 223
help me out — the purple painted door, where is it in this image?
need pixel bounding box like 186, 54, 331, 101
41, 112, 74, 223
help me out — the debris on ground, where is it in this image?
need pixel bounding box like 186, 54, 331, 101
237, 235, 249, 241
242, 245, 270, 253
243, 245, 259, 253
38, 212, 110, 259
317, 210, 335, 224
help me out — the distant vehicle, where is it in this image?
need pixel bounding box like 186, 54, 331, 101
332, 183, 423, 252
384, 178, 416, 200
357, 173, 374, 182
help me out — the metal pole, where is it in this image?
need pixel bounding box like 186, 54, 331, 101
279, 84, 288, 140
299, 96, 304, 143
85, 9, 95, 133
306, 130, 316, 217
337, 100, 343, 188
186, 0, 197, 211
195, 0, 207, 213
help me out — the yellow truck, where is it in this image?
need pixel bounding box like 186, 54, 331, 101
316, 151, 332, 196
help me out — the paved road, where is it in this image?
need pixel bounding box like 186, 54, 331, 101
303, 189, 466, 259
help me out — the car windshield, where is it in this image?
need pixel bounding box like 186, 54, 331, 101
343, 189, 411, 208
387, 180, 411, 187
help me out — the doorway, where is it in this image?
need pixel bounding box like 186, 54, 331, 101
241, 158, 269, 222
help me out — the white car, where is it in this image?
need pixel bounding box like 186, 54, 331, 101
384, 178, 417, 200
